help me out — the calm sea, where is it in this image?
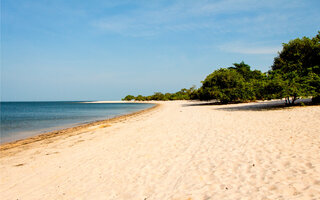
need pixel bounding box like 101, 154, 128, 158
0, 101, 154, 144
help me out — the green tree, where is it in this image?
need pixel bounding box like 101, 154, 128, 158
122, 95, 135, 101
151, 92, 165, 100
229, 61, 252, 81
135, 95, 146, 101
199, 68, 247, 103
198, 62, 266, 103
271, 31, 320, 104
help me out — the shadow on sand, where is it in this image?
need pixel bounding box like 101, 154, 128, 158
183, 99, 313, 111
182, 100, 222, 107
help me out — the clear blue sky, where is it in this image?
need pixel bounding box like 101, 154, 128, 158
1, 0, 319, 101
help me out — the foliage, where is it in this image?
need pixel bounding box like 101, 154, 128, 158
270, 31, 320, 104
123, 32, 320, 105
122, 86, 197, 101
199, 68, 246, 102
122, 95, 135, 101
198, 63, 267, 103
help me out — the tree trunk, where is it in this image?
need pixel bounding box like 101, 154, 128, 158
285, 97, 290, 105
292, 95, 297, 105
285, 96, 297, 106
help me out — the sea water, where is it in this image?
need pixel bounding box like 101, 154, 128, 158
0, 101, 153, 143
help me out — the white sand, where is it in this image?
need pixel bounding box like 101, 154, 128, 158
1, 101, 320, 200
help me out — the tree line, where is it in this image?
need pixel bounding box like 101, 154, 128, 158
123, 32, 320, 105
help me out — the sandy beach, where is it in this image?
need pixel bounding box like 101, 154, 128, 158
1, 101, 319, 200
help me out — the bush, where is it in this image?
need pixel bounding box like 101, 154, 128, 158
198, 63, 267, 103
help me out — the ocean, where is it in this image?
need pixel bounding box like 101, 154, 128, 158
0, 101, 154, 144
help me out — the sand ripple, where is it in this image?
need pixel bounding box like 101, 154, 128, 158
1, 101, 319, 199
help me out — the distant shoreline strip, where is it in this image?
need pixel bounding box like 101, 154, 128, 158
0, 103, 160, 154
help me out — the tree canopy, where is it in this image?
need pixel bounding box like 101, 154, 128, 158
123, 32, 320, 105
270, 32, 320, 104
198, 62, 266, 103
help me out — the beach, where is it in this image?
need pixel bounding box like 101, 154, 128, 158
1, 101, 320, 199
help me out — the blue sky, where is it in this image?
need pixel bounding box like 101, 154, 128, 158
1, 0, 319, 101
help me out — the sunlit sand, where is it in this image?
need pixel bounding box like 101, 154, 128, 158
1, 101, 319, 199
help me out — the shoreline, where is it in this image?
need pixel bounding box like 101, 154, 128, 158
0, 99, 313, 152
0, 102, 160, 154
80, 100, 147, 103
0, 101, 319, 199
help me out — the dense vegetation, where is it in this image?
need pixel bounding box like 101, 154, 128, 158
123, 87, 197, 101
269, 32, 320, 104
196, 62, 267, 103
123, 32, 320, 105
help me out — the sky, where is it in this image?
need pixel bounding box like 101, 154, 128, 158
1, 0, 319, 101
